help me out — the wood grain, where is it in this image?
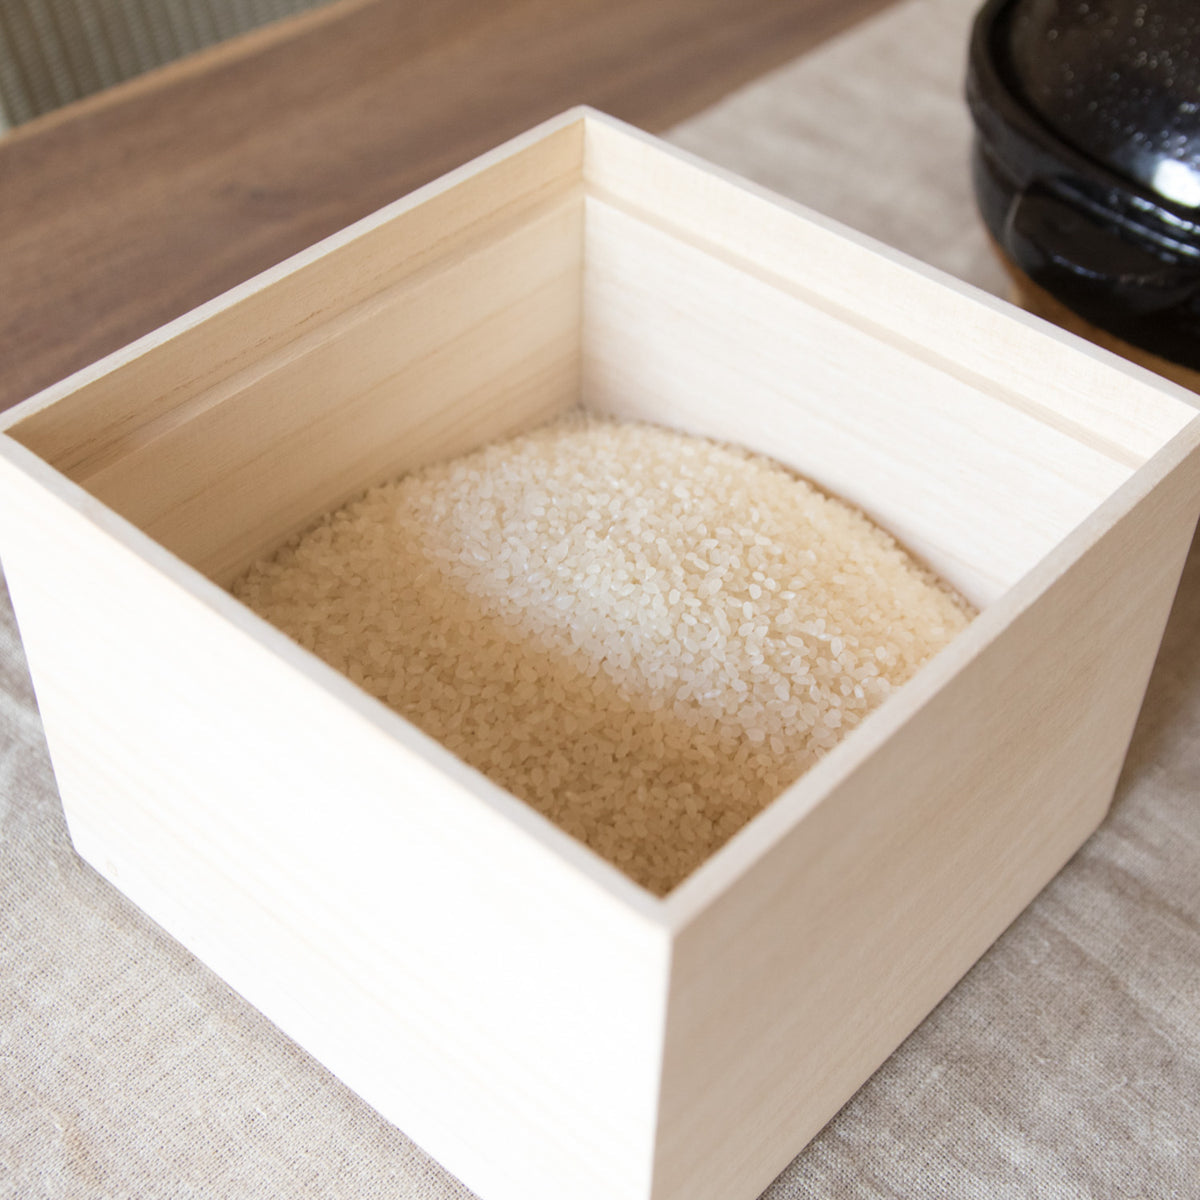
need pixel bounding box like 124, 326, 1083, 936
0, 0, 892, 413
11, 120, 586, 586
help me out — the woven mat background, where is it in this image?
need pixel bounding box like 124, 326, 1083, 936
3, 0, 1199, 1195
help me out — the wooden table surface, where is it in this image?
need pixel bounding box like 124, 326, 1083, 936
0, 0, 892, 414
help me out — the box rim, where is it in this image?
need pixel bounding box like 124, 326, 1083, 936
7, 104, 1197, 444
3, 107, 1200, 935
580, 108, 1200, 449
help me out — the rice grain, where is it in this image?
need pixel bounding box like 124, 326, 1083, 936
233, 414, 974, 895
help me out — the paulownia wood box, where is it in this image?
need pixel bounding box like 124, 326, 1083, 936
1, 109, 1198, 1200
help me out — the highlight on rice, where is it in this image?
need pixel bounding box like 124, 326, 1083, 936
233, 413, 975, 895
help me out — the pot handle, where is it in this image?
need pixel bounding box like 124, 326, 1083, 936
1004, 183, 1200, 315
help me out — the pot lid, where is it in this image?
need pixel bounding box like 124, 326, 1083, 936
1005, 0, 1200, 208
967, 0, 1200, 370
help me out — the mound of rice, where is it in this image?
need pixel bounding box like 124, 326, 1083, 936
233, 414, 974, 895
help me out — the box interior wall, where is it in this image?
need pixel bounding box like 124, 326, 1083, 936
7, 116, 1181, 611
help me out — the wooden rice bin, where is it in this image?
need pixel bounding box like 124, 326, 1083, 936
1, 109, 1197, 1200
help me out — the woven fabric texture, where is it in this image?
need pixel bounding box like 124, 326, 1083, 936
0, 0, 329, 127
3, 0, 1199, 1196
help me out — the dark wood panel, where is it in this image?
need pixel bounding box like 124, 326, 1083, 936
0, 0, 891, 411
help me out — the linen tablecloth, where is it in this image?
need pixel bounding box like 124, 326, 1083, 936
3, 0, 1198, 1195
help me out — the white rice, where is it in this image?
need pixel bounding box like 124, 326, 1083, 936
233, 413, 974, 894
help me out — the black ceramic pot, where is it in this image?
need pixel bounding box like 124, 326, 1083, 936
967, 0, 1200, 370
